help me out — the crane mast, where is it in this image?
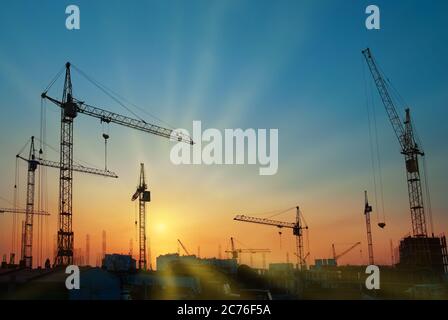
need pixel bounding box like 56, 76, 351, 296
24, 136, 38, 268
230, 237, 237, 259
57, 63, 75, 266
362, 48, 427, 237
364, 191, 374, 265
295, 207, 304, 270
132, 164, 150, 270
42, 62, 192, 266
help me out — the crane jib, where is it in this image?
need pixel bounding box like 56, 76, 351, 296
77, 102, 174, 140
42, 92, 193, 144
362, 49, 407, 150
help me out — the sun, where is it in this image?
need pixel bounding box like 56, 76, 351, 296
155, 223, 166, 233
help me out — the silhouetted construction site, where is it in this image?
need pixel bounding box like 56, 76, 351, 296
0, 48, 447, 300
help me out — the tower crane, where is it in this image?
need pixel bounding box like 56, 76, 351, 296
364, 191, 374, 265
225, 237, 271, 268
132, 164, 151, 270
332, 242, 361, 266
15, 136, 117, 268
41, 62, 192, 266
234, 206, 308, 270
177, 239, 190, 256
362, 48, 428, 238
0, 207, 50, 265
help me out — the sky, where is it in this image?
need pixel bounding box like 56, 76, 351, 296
0, 0, 447, 269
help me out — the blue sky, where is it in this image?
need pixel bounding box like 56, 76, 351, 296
0, 0, 447, 265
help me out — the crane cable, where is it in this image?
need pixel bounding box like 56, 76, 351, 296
13, 157, 20, 258
267, 206, 296, 219
0, 195, 13, 205
362, 58, 386, 225
39, 97, 49, 266
43, 65, 65, 94
102, 122, 110, 171
245, 206, 296, 219
37, 99, 42, 266
134, 201, 138, 242
71, 64, 177, 130
234, 237, 249, 249
422, 157, 434, 236
371, 72, 387, 225
33, 137, 104, 170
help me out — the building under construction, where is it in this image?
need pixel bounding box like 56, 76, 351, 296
397, 235, 448, 277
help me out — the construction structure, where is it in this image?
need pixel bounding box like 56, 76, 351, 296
177, 239, 190, 256
364, 191, 374, 265
41, 62, 192, 266
332, 242, 361, 266
234, 206, 308, 270
362, 48, 447, 275
15, 136, 117, 268
225, 237, 270, 269
132, 164, 151, 270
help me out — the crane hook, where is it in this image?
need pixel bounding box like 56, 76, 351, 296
102, 132, 110, 171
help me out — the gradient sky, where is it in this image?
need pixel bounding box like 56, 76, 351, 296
0, 0, 447, 268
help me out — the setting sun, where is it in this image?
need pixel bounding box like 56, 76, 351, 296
155, 223, 167, 233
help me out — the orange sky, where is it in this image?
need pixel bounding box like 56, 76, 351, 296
1, 129, 445, 269
1, 1, 447, 269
